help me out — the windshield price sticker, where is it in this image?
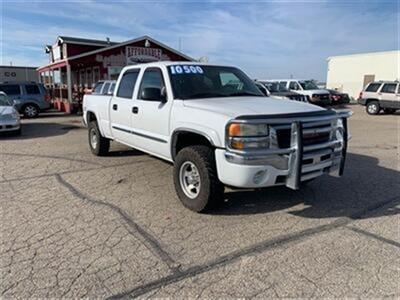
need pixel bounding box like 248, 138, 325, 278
170, 65, 204, 75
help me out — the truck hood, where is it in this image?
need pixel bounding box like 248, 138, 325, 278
182, 96, 324, 118
298, 89, 330, 96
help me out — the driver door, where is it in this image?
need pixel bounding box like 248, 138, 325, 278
130, 67, 172, 159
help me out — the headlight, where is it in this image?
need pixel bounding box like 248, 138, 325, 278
227, 123, 269, 150
228, 123, 269, 137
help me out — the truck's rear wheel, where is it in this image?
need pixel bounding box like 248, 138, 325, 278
173, 145, 224, 212
88, 121, 110, 156
366, 101, 380, 115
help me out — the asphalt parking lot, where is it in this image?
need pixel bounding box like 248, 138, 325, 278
1, 105, 399, 298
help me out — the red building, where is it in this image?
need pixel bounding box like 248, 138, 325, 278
37, 35, 194, 112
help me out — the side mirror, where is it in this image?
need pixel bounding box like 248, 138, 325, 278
141, 87, 167, 103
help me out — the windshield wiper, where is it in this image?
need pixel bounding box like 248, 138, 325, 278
227, 92, 263, 97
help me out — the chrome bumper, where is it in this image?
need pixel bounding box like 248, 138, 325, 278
225, 110, 352, 190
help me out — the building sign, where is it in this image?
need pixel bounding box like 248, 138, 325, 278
95, 52, 126, 68
53, 45, 61, 61
126, 46, 162, 64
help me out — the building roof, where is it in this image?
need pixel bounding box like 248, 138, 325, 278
327, 50, 400, 61
66, 35, 195, 62
57, 36, 119, 47
37, 35, 195, 72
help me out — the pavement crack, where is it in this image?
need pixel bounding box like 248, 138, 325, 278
346, 226, 400, 248
54, 174, 181, 275
107, 195, 399, 299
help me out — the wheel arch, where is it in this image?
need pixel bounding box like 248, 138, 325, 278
171, 129, 217, 161
365, 98, 379, 105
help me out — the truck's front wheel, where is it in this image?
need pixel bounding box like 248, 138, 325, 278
173, 146, 224, 212
88, 121, 110, 156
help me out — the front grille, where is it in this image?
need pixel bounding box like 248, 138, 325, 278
313, 94, 330, 100
275, 125, 331, 149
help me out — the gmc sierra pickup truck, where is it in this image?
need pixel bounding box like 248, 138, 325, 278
83, 62, 351, 212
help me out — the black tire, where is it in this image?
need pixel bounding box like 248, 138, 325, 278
173, 145, 224, 212
88, 121, 110, 156
366, 101, 380, 115
22, 104, 39, 118
383, 108, 396, 114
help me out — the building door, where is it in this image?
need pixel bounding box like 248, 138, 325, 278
363, 74, 375, 88
131, 67, 171, 159
109, 68, 140, 146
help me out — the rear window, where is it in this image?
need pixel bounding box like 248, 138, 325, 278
25, 84, 40, 94
109, 83, 116, 94
102, 82, 111, 94
116, 70, 140, 99
0, 84, 21, 95
365, 83, 381, 92
380, 83, 397, 94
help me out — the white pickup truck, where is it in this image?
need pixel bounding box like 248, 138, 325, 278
83, 62, 351, 212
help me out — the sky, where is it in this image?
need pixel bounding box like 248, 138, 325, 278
1, 0, 398, 81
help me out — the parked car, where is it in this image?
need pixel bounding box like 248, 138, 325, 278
83, 62, 351, 212
92, 80, 116, 95
358, 81, 399, 115
327, 89, 350, 105
0, 82, 50, 118
255, 80, 308, 102
269, 79, 331, 106
0, 92, 21, 135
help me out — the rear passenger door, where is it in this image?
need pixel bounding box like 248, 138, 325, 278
109, 69, 140, 146
379, 83, 399, 108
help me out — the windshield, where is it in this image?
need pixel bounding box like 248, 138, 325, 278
0, 93, 12, 106
299, 80, 319, 90
262, 81, 289, 93
168, 65, 264, 100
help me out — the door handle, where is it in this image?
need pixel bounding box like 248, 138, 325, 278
112, 104, 118, 110
132, 106, 139, 114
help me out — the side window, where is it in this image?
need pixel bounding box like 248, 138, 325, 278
116, 70, 140, 99
279, 81, 287, 89
0, 84, 21, 95
380, 83, 397, 94
25, 84, 40, 94
365, 83, 381, 92
93, 82, 103, 94
138, 68, 165, 100
102, 82, 110, 94
289, 81, 299, 90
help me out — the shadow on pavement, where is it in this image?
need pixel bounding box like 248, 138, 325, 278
213, 152, 399, 220
0, 122, 84, 140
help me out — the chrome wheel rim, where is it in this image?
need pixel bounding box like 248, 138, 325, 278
90, 128, 98, 149
25, 106, 37, 117
179, 161, 201, 199
368, 104, 377, 114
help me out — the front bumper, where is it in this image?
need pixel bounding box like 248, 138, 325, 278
0, 119, 21, 132
215, 110, 351, 189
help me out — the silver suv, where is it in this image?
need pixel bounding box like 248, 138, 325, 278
0, 82, 50, 118
358, 81, 399, 115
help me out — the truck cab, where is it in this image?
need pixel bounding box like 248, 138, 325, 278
83, 62, 351, 212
